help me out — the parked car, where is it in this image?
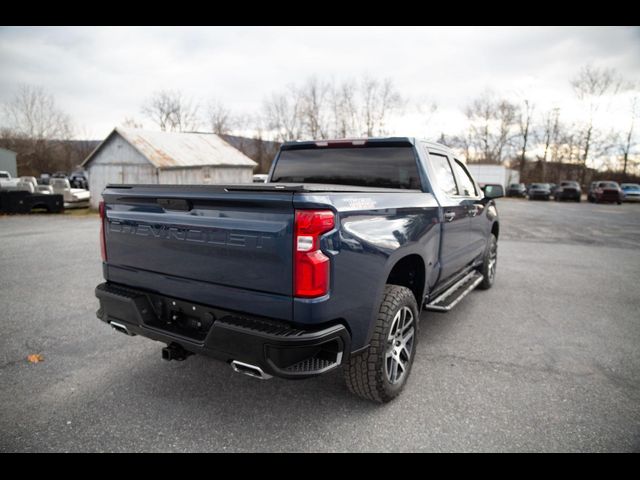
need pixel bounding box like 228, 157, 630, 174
19, 176, 54, 194
0, 171, 29, 192
0, 173, 63, 214
588, 181, 623, 204
547, 183, 557, 197
93, 138, 503, 403
69, 170, 88, 189
38, 173, 51, 185
506, 183, 527, 198
252, 174, 268, 183
528, 183, 551, 200
554, 181, 581, 202
621, 183, 640, 202
49, 178, 91, 208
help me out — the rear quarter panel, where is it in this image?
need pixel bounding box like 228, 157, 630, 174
294, 191, 441, 350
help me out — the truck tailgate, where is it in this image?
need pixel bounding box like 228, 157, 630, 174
102, 185, 294, 296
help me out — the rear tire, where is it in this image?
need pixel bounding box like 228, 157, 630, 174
344, 285, 418, 403
478, 234, 498, 290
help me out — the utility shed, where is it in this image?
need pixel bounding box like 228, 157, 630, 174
82, 127, 257, 209
0, 147, 18, 177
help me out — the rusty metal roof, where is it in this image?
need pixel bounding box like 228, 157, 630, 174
83, 127, 257, 169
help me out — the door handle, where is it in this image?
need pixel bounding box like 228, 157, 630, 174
444, 211, 456, 222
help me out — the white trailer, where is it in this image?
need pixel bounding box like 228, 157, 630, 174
466, 164, 520, 190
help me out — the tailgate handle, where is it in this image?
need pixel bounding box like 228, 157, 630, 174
157, 198, 191, 211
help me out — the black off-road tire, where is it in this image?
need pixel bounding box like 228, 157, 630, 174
478, 234, 498, 290
344, 285, 418, 403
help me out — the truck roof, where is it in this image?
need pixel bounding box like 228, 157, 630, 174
280, 137, 450, 151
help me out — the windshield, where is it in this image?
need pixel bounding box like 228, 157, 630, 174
598, 182, 619, 189
0, 172, 10, 179
271, 146, 422, 190
531, 183, 548, 189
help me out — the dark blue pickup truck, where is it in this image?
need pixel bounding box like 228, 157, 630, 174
94, 138, 503, 402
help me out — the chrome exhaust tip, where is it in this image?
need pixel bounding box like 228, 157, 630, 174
230, 360, 272, 380
109, 321, 134, 336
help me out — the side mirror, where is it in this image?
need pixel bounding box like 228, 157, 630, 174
482, 184, 504, 200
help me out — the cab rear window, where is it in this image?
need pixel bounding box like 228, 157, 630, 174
271, 146, 422, 190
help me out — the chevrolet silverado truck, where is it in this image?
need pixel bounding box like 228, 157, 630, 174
94, 138, 503, 402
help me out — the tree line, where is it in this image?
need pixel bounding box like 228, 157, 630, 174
444, 65, 638, 183
1, 66, 638, 183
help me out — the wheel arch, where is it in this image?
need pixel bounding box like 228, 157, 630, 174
385, 254, 426, 311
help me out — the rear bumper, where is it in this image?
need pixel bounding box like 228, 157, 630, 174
95, 282, 350, 379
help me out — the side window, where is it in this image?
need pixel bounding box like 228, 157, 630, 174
452, 159, 477, 197
429, 153, 458, 196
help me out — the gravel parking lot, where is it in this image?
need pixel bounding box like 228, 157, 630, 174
1, 199, 639, 452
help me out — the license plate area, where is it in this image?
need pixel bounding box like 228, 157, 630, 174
145, 294, 216, 342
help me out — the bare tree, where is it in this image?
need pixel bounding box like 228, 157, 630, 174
620, 95, 638, 177
360, 76, 404, 137
517, 99, 535, 175
206, 99, 234, 135
141, 90, 200, 132
0, 84, 74, 174
300, 77, 331, 139
330, 79, 359, 138
262, 75, 404, 141
464, 92, 517, 164
2, 84, 73, 141
571, 65, 625, 181
262, 84, 305, 142
417, 100, 439, 137
534, 107, 559, 181
121, 116, 143, 129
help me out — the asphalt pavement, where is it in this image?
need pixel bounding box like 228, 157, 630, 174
1, 199, 639, 452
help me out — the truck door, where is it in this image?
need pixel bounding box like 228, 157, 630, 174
428, 152, 472, 282
451, 158, 486, 262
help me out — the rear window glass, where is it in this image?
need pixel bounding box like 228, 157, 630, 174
271, 147, 422, 190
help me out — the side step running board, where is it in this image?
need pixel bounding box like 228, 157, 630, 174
424, 271, 484, 312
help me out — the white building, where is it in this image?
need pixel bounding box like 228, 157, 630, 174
82, 127, 257, 209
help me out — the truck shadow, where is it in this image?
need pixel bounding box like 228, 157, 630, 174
110, 311, 443, 409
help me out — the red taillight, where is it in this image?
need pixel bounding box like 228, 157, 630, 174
99, 200, 107, 262
294, 209, 335, 298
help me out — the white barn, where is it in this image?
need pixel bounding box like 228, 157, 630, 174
82, 127, 257, 209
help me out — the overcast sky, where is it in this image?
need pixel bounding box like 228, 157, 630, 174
1, 26, 639, 140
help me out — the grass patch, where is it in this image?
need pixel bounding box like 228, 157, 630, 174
64, 207, 98, 217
